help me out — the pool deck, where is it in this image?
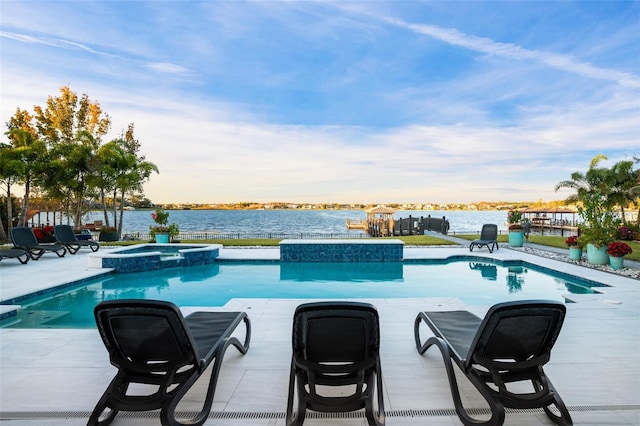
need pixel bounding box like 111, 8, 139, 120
1, 243, 639, 425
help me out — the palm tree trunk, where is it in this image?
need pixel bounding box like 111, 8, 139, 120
18, 180, 30, 227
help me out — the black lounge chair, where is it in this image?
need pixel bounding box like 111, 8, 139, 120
469, 224, 499, 253
0, 248, 30, 264
10, 226, 66, 260
414, 300, 572, 426
89, 299, 251, 426
54, 224, 99, 254
286, 301, 385, 426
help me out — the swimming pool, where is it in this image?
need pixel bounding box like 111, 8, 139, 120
1, 258, 607, 329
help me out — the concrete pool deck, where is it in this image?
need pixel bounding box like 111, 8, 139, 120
1, 244, 639, 425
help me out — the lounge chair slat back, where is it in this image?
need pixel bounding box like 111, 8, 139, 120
11, 226, 39, 246
480, 224, 498, 240
298, 314, 373, 362
469, 303, 565, 367
53, 224, 79, 243
100, 307, 194, 368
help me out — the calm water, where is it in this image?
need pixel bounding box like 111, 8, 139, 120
35, 209, 510, 235
3, 260, 603, 329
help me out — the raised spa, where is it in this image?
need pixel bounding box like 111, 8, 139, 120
87, 243, 221, 273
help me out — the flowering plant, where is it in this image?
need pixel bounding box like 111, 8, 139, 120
507, 209, 523, 231
607, 241, 633, 257
33, 225, 54, 241
565, 236, 581, 247
616, 226, 634, 241
149, 208, 179, 240
151, 209, 170, 226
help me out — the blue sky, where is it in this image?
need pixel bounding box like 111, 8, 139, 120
1, 1, 638, 204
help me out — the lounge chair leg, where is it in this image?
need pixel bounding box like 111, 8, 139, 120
28, 249, 44, 260
415, 314, 504, 426
285, 361, 307, 426
425, 337, 505, 426
364, 363, 385, 426
537, 379, 573, 425
87, 384, 119, 426
161, 316, 251, 426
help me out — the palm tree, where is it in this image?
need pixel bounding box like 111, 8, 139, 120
95, 138, 158, 234
606, 159, 640, 225
554, 154, 610, 204
0, 143, 24, 243
4, 129, 47, 226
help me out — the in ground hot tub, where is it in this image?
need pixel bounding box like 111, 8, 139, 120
88, 243, 221, 273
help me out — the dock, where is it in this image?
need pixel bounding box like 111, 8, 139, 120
347, 206, 450, 237
523, 207, 579, 236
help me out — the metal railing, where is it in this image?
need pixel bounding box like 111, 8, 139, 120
120, 232, 371, 241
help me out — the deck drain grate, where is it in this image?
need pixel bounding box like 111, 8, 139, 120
2, 405, 640, 420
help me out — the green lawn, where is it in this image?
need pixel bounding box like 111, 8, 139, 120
453, 234, 640, 262
91, 234, 640, 262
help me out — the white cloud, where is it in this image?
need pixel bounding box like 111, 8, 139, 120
145, 62, 192, 75
379, 17, 640, 89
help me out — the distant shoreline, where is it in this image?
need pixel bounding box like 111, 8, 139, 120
153, 201, 572, 212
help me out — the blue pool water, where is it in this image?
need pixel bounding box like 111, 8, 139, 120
2, 259, 607, 328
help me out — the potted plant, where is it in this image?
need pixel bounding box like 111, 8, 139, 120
149, 208, 179, 243
577, 191, 618, 265
507, 209, 524, 247
33, 225, 55, 243
607, 242, 633, 270
98, 226, 120, 242
565, 235, 583, 261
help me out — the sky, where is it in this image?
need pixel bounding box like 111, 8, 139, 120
1, 1, 639, 205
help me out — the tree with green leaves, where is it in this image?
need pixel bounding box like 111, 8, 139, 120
4, 87, 158, 234
0, 143, 23, 242
111, 124, 158, 235
94, 124, 157, 234
554, 154, 610, 204
3, 128, 48, 227
31, 86, 111, 226
606, 159, 640, 225
556, 154, 639, 245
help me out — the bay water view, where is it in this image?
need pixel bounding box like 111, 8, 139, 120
65, 209, 512, 236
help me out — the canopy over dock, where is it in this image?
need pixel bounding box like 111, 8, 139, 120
522, 207, 579, 236
346, 206, 396, 236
